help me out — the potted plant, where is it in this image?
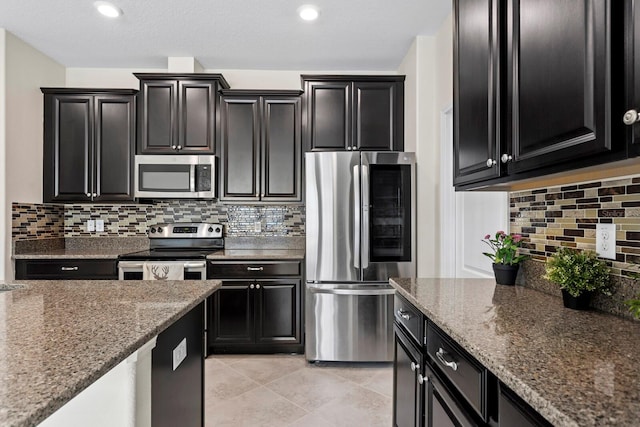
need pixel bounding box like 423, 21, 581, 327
544, 247, 612, 310
482, 231, 528, 285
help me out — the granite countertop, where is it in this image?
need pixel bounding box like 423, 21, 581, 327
390, 278, 640, 427
206, 249, 305, 260
13, 248, 129, 259
0, 279, 221, 427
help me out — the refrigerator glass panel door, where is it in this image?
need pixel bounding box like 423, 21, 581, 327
361, 152, 416, 281
305, 152, 361, 282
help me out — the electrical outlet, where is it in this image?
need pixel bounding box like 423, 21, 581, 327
172, 338, 187, 371
254, 221, 261, 233
87, 220, 95, 232
596, 223, 616, 260
96, 219, 104, 232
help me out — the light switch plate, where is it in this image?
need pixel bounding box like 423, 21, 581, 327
596, 223, 616, 260
254, 221, 261, 233
87, 220, 95, 232
172, 338, 187, 371
96, 219, 104, 232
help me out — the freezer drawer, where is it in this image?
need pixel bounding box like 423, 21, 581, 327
305, 282, 395, 362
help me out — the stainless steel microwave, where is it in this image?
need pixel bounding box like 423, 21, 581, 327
134, 155, 216, 199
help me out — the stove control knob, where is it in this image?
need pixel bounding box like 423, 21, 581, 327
208, 227, 214, 233
150, 227, 156, 234
215, 227, 221, 233
157, 227, 163, 233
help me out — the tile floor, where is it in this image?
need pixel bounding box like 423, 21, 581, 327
204, 354, 393, 427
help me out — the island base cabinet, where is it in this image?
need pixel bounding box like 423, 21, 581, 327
498, 383, 551, 427
152, 301, 204, 427
393, 324, 424, 427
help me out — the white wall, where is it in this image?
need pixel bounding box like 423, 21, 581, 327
3, 31, 65, 279
0, 30, 6, 281
397, 14, 453, 278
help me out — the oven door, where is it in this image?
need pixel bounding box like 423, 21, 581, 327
118, 260, 207, 280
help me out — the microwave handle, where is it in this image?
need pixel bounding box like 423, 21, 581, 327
190, 164, 196, 192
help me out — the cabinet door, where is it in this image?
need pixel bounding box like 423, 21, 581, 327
393, 325, 423, 427
209, 281, 254, 346
139, 79, 178, 153
178, 80, 216, 153
261, 96, 302, 202
254, 279, 301, 345
453, 0, 502, 186
626, 0, 640, 156
304, 81, 351, 151
220, 96, 260, 201
507, 0, 620, 173
43, 94, 93, 202
425, 369, 481, 427
353, 81, 402, 151
94, 95, 135, 201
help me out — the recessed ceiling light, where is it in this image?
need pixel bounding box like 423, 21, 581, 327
298, 5, 320, 21
94, 1, 123, 18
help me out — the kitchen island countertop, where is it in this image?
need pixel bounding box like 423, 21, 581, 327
0, 279, 221, 427
390, 278, 640, 427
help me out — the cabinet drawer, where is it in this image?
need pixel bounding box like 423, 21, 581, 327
393, 294, 423, 346
15, 259, 118, 280
207, 261, 301, 278
427, 323, 488, 420
499, 382, 551, 427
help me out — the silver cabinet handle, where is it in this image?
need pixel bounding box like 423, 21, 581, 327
256, 284, 261, 289
397, 309, 411, 320
177, 145, 182, 150
410, 362, 420, 372
624, 109, 640, 125
501, 154, 513, 163
92, 193, 97, 197
436, 348, 458, 371
172, 145, 177, 149
418, 374, 427, 385
61, 266, 79, 271
247, 266, 264, 271
347, 146, 352, 151
250, 284, 255, 289
86, 192, 91, 197
486, 158, 497, 167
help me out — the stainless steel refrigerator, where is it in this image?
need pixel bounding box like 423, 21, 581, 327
305, 151, 416, 362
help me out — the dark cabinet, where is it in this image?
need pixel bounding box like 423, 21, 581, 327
152, 301, 204, 427
625, 0, 640, 156
207, 260, 303, 353
15, 259, 118, 280
393, 325, 424, 427
135, 73, 230, 154
42, 89, 136, 202
454, 0, 626, 189
302, 75, 404, 152
220, 90, 302, 202
498, 383, 551, 427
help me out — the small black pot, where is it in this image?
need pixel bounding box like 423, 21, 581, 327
492, 263, 519, 286
561, 289, 592, 310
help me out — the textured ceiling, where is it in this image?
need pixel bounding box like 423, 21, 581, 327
0, 0, 451, 70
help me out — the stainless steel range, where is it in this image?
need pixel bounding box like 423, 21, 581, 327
117, 222, 224, 280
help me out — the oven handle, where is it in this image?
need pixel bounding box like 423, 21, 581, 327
118, 261, 206, 269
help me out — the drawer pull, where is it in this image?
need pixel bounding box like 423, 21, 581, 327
397, 309, 411, 320
247, 266, 264, 271
436, 348, 458, 371
410, 362, 420, 372
418, 374, 427, 385
60, 266, 79, 271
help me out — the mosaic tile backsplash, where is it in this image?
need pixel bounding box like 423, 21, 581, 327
511, 175, 640, 277
12, 201, 305, 240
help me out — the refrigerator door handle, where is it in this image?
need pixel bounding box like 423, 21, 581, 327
306, 283, 396, 296
361, 164, 370, 269
353, 164, 361, 269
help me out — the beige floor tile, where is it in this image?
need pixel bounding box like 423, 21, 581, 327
309, 362, 393, 385
267, 368, 360, 411
208, 354, 250, 365
361, 368, 394, 398
228, 354, 308, 384
204, 358, 259, 403
286, 412, 336, 427
205, 386, 307, 427
312, 385, 393, 427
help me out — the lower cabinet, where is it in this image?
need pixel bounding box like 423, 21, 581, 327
207, 260, 303, 353
15, 259, 118, 280
152, 301, 204, 427
393, 294, 548, 427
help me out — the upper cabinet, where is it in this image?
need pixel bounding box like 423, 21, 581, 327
454, 0, 626, 189
134, 73, 230, 154
625, 1, 640, 157
302, 75, 404, 152
219, 90, 303, 203
42, 88, 137, 203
